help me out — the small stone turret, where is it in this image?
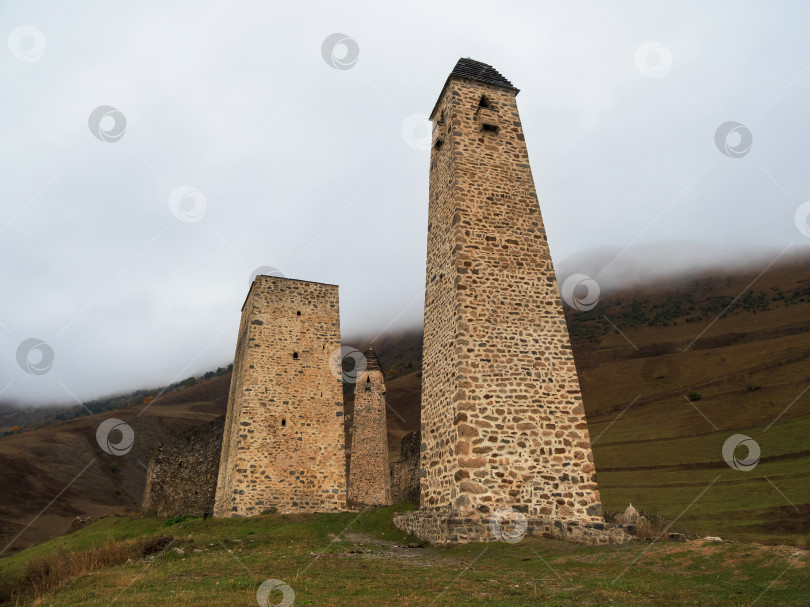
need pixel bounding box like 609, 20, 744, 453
347, 349, 392, 506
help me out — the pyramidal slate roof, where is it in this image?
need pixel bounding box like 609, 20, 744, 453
449, 58, 518, 91
430, 58, 519, 119
363, 349, 382, 373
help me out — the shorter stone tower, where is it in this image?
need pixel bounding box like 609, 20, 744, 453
213, 275, 347, 517
348, 350, 392, 506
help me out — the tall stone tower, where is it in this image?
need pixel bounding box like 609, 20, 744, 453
347, 350, 392, 507
213, 275, 347, 517
395, 59, 626, 545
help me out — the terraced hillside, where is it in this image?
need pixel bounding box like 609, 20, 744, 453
569, 254, 810, 544
363, 253, 810, 544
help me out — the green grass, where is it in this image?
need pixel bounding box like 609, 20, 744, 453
1, 507, 808, 606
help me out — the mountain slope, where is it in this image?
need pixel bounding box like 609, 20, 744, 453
2, 254, 809, 556
0, 375, 230, 557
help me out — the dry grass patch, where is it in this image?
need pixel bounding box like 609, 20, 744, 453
2, 535, 176, 605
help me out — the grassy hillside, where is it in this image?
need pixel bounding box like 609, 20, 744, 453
569, 255, 810, 544
0, 365, 423, 557
372, 256, 810, 544
0, 508, 807, 606
0, 374, 231, 557
2, 254, 808, 563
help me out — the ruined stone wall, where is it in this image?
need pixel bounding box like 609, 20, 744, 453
390, 430, 420, 505
141, 416, 225, 518
348, 351, 391, 506
213, 276, 346, 517
416, 64, 603, 522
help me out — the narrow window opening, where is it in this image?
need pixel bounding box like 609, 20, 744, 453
292, 352, 298, 359
296, 311, 301, 316
432, 112, 445, 149
478, 95, 491, 109
281, 419, 286, 427
482, 123, 499, 133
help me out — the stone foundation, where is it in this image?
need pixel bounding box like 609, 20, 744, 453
393, 510, 635, 546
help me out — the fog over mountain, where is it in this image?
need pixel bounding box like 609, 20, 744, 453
2, 1, 809, 405
555, 244, 810, 294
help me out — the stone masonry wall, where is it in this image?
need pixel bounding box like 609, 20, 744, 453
141, 415, 225, 518
390, 430, 421, 505
416, 61, 603, 523
213, 276, 346, 517
394, 511, 634, 546
348, 350, 391, 506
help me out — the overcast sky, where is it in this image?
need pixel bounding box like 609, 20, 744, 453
2, 1, 809, 405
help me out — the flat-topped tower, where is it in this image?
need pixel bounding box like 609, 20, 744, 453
213, 275, 346, 516
395, 58, 628, 545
